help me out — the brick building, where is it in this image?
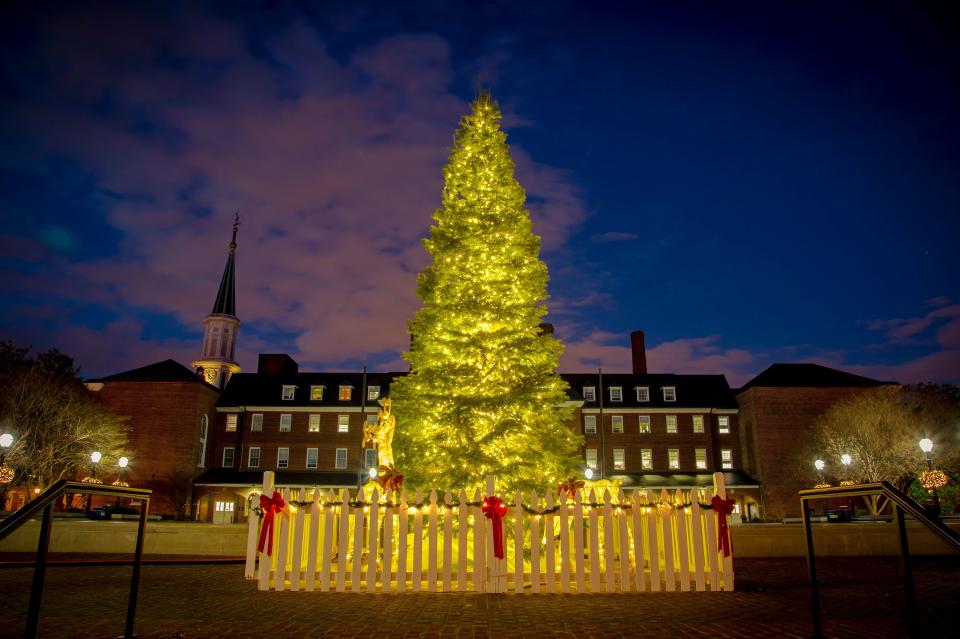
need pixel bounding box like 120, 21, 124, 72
736, 363, 891, 520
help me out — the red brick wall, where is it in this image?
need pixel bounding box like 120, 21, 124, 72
95, 381, 220, 516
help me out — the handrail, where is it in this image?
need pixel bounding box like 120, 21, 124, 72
0, 479, 151, 639
798, 481, 960, 639
0, 480, 152, 542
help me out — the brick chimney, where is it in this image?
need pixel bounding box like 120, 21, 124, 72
630, 331, 647, 375
257, 353, 299, 375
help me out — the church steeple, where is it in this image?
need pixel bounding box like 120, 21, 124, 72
193, 214, 242, 389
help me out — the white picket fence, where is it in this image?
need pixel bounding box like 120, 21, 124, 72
245, 472, 734, 593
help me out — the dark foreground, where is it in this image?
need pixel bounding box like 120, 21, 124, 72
0, 557, 957, 638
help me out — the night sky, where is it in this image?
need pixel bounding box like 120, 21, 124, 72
1, 1, 958, 386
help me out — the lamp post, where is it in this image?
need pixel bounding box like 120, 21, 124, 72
840, 453, 854, 517
814, 459, 826, 485
114, 457, 129, 509
0, 433, 13, 510
919, 438, 940, 518
85, 451, 102, 515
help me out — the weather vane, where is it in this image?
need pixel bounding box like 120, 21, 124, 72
230, 211, 240, 249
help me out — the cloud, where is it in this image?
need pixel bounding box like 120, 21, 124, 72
591, 231, 639, 243
854, 303, 960, 382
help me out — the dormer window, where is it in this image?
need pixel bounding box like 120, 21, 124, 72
367, 385, 380, 401
635, 386, 649, 402
582, 387, 596, 402
281, 385, 296, 401
609, 386, 623, 402
339, 386, 352, 401
310, 385, 324, 401
663, 386, 676, 402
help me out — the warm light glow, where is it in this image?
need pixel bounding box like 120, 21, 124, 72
584, 468, 594, 480
118, 456, 129, 468
840, 454, 852, 466
814, 459, 825, 471
369, 466, 379, 479
90, 451, 102, 464
919, 438, 933, 454
0, 433, 12, 448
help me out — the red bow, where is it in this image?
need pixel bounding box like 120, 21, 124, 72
376, 465, 404, 493
557, 476, 585, 499
482, 495, 508, 560
257, 491, 286, 556
711, 494, 736, 558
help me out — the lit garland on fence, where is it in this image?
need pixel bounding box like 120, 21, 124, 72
0, 464, 13, 484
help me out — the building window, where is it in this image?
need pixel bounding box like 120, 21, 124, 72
367, 385, 380, 401
308, 414, 321, 433
337, 415, 350, 433
609, 386, 623, 402
281, 385, 296, 401
582, 386, 596, 402
277, 447, 289, 469
613, 448, 625, 470
335, 448, 348, 469
641, 449, 653, 470
364, 448, 378, 469
310, 385, 324, 401
721, 449, 733, 469
197, 415, 208, 468
663, 387, 676, 402
666, 415, 678, 434
222, 447, 235, 467
251, 413, 263, 432
668, 449, 680, 469
638, 415, 651, 434
584, 415, 597, 434
695, 448, 707, 470
636, 386, 649, 402
339, 386, 352, 401
366, 414, 378, 426
226, 414, 237, 432
248, 447, 261, 468
693, 415, 704, 434
718, 415, 730, 434
585, 448, 598, 469
306, 448, 318, 469
611, 415, 623, 434
279, 414, 292, 432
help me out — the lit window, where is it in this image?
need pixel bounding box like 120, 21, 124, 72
222, 447, 234, 467
638, 415, 651, 433
636, 386, 649, 402
308, 414, 321, 433
693, 415, 704, 433
364, 448, 378, 469
248, 447, 260, 468
641, 449, 653, 470
367, 385, 380, 401
609, 386, 623, 402
584, 415, 597, 434
277, 447, 289, 469
337, 415, 350, 433
251, 414, 263, 432
279, 414, 292, 432
695, 449, 707, 470
613, 449, 625, 470
226, 414, 237, 432
721, 449, 733, 469
666, 415, 678, 434
310, 385, 324, 401
585, 448, 598, 469
281, 385, 296, 401
306, 448, 318, 469
582, 387, 596, 402
668, 449, 680, 469
366, 414, 378, 426
335, 448, 348, 469
197, 415, 208, 468
339, 386, 352, 401
663, 387, 676, 402
718, 415, 730, 434
611, 415, 623, 434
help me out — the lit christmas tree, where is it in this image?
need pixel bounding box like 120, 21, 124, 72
392, 93, 582, 492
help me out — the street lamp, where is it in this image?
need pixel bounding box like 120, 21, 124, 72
0, 432, 13, 486
919, 438, 941, 517
814, 459, 827, 487
85, 451, 103, 515
369, 466, 379, 480
584, 467, 594, 480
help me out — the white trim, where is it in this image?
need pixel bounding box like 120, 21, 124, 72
218, 406, 367, 413
580, 407, 738, 414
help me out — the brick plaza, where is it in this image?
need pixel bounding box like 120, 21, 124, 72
1, 557, 958, 638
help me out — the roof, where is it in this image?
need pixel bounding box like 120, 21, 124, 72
211, 248, 236, 317
605, 471, 760, 489
563, 372, 738, 409
219, 371, 402, 408
194, 468, 360, 488
738, 363, 890, 393
91, 359, 207, 384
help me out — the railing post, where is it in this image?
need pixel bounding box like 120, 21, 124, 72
801, 498, 822, 639
25, 503, 53, 639
893, 504, 920, 638
121, 497, 149, 639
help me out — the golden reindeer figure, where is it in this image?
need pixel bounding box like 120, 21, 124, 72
362, 397, 396, 468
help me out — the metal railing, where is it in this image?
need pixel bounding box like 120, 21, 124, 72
798, 481, 960, 639
0, 480, 152, 639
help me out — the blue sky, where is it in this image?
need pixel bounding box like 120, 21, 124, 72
1, 1, 958, 385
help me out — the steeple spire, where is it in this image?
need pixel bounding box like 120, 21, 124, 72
211, 213, 238, 317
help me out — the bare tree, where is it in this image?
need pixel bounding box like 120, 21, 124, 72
160, 470, 195, 520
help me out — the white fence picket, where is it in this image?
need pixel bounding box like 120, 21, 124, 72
602, 489, 615, 593
256, 471, 275, 591
661, 489, 675, 592
631, 490, 645, 592
472, 488, 485, 593
704, 488, 720, 591
273, 488, 290, 591
617, 490, 630, 592
559, 493, 570, 593
412, 490, 423, 592
544, 491, 556, 593
306, 489, 320, 591
320, 489, 335, 592
675, 489, 690, 592
714, 472, 735, 591
646, 490, 661, 592
351, 490, 364, 592
442, 490, 453, 592
397, 489, 409, 592
289, 487, 306, 591
335, 489, 350, 592
588, 489, 600, 593
427, 490, 438, 592
457, 489, 468, 592
530, 489, 541, 594
513, 490, 523, 592
573, 490, 585, 593
367, 490, 380, 591
382, 490, 394, 593
690, 494, 706, 591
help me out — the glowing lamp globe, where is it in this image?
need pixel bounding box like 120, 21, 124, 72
584, 468, 594, 480
919, 438, 933, 454
814, 459, 825, 471
369, 467, 379, 480
118, 456, 129, 468
840, 454, 852, 466
0, 433, 12, 448
90, 451, 102, 464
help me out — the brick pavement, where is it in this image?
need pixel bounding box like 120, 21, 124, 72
0, 557, 957, 638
